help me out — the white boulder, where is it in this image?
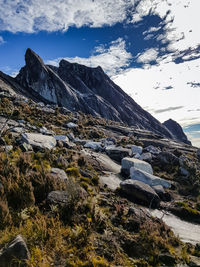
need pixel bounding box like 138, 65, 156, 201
121, 157, 153, 176
22, 133, 56, 150
130, 167, 171, 188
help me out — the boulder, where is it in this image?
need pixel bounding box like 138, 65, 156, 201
157, 151, 179, 166
131, 145, 143, 155
105, 146, 130, 163
144, 145, 161, 155
121, 157, 153, 176
50, 168, 68, 181
21, 133, 56, 150
47, 191, 69, 206
120, 179, 160, 208
139, 152, 152, 162
130, 167, 171, 188
84, 141, 102, 151
0, 235, 30, 266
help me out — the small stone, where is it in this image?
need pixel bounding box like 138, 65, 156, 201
67, 132, 75, 141
179, 167, 189, 177
66, 122, 78, 128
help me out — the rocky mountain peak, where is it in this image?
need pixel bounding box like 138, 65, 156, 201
12, 49, 186, 140
25, 48, 45, 67
163, 118, 191, 145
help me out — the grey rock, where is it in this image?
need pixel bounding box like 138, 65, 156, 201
47, 191, 69, 206
84, 141, 102, 151
40, 126, 54, 135
67, 132, 75, 141
139, 152, 152, 162
157, 151, 179, 165
105, 146, 130, 163
131, 145, 143, 155
121, 157, 153, 176
22, 132, 56, 150
179, 167, 189, 177
130, 167, 171, 188
50, 168, 68, 181
120, 179, 160, 208
145, 145, 161, 155
0, 235, 30, 266
66, 122, 78, 129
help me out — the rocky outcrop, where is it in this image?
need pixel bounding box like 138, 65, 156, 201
0, 235, 30, 267
21, 132, 56, 150
15, 49, 174, 139
163, 119, 191, 145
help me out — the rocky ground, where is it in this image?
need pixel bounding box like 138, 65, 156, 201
0, 89, 200, 266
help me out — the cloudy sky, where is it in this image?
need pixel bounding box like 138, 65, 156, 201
0, 0, 200, 147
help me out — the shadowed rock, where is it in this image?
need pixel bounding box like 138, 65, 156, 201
0, 235, 30, 266
163, 119, 191, 145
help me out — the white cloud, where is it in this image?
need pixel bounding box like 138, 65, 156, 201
113, 57, 200, 129
136, 48, 158, 64
0, 35, 5, 44
46, 38, 132, 76
0, 0, 131, 33
132, 0, 200, 54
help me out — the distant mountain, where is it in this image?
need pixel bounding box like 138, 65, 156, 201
13, 48, 176, 139
163, 119, 191, 145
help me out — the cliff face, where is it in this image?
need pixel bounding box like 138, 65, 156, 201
15, 48, 174, 139
163, 119, 191, 145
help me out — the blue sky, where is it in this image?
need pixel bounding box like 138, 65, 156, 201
0, 0, 200, 147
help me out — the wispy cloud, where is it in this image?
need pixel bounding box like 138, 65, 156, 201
154, 106, 184, 114
0, 36, 5, 45
46, 38, 132, 76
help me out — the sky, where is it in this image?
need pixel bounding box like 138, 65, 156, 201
0, 0, 200, 147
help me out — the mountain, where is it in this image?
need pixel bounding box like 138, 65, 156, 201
15, 48, 174, 139
163, 119, 191, 145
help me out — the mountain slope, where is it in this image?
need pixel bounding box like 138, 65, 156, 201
14, 48, 174, 139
